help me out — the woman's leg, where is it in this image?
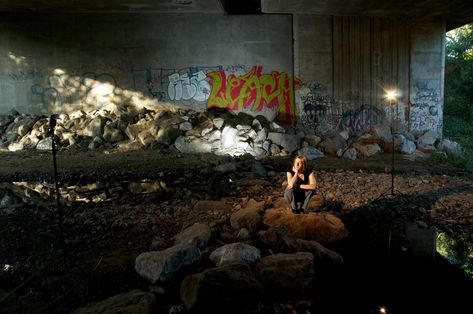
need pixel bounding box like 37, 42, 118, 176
284, 188, 297, 211
301, 190, 314, 211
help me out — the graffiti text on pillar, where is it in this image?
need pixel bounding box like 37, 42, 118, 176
207, 66, 298, 124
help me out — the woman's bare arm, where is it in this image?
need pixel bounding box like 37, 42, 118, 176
286, 167, 299, 189
300, 172, 316, 190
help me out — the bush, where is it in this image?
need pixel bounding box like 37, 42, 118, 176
431, 151, 470, 169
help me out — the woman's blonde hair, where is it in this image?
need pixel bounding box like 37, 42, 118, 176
293, 155, 307, 171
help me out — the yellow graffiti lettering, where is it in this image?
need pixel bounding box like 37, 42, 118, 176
207, 66, 297, 124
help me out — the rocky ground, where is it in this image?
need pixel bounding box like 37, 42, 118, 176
0, 148, 472, 313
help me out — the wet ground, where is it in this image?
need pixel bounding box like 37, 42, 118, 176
0, 148, 469, 181
0, 148, 472, 313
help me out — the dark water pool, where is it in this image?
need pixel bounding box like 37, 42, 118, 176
307, 221, 473, 314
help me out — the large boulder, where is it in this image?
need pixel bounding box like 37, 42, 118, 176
174, 223, 211, 247
134, 244, 201, 283
295, 239, 344, 264
156, 125, 181, 145
352, 142, 381, 157
297, 146, 325, 160
103, 124, 124, 142
437, 138, 462, 156
307, 194, 325, 211
258, 227, 299, 253
209, 242, 261, 266
267, 132, 301, 153
417, 130, 440, 147
263, 209, 348, 245
230, 206, 263, 234
319, 135, 347, 155
174, 136, 211, 154
255, 252, 314, 299
400, 135, 417, 154
180, 262, 263, 314
82, 116, 107, 138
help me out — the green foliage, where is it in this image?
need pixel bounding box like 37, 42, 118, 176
444, 115, 473, 147
436, 232, 473, 279
446, 24, 473, 60
430, 150, 470, 170
442, 112, 473, 172
431, 117, 473, 169
445, 23, 473, 120
435, 24, 473, 277
443, 24, 473, 171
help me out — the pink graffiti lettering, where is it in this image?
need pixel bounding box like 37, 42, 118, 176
207, 66, 299, 124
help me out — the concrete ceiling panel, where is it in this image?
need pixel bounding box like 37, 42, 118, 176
0, 0, 471, 29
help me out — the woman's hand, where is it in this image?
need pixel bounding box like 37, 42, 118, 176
287, 170, 296, 189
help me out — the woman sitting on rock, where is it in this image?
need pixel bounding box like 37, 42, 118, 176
284, 155, 316, 213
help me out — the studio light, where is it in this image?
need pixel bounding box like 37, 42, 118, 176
378, 88, 402, 198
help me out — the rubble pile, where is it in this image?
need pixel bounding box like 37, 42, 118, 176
0, 106, 463, 160
75, 199, 348, 314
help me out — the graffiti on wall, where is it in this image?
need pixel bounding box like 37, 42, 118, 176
142, 67, 169, 101
300, 82, 330, 129
8, 69, 41, 81
337, 105, 384, 135
206, 66, 298, 124
30, 71, 119, 110
132, 66, 221, 103
10, 64, 297, 124
168, 71, 210, 102
131, 65, 299, 123
410, 83, 441, 132
300, 81, 384, 135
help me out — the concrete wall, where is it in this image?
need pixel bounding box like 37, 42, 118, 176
0, 13, 294, 123
293, 15, 333, 92
409, 18, 446, 135
294, 15, 446, 135
0, 12, 446, 133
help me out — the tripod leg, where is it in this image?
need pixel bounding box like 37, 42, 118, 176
49, 116, 90, 273
51, 132, 67, 269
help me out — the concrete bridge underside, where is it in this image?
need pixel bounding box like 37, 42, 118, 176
0, 0, 472, 30
1, 0, 473, 134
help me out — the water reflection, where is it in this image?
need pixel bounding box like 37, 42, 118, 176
310, 220, 473, 314
436, 232, 473, 278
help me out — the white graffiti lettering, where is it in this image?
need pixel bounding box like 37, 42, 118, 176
167, 71, 210, 102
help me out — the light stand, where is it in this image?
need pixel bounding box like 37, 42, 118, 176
49, 114, 87, 272
0, 116, 87, 306
389, 97, 395, 196
377, 90, 403, 199
49, 114, 67, 268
